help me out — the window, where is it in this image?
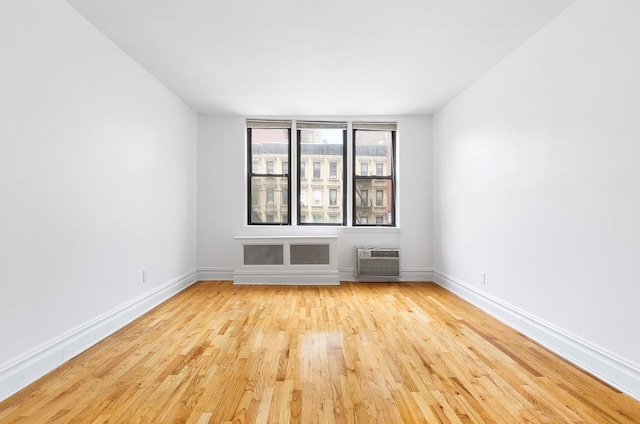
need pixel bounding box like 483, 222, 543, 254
360, 162, 368, 176
248, 119, 395, 227
298, 121, 346, 225
313, 189, 321, 206
300, 189, 306, 206
266, 187, 274, 205
360, 189, 369, 207
329, 188, 338, 206
353, 122, 396, 226
329, 162, 337, 179
376, 189, 383, 207
247, 120, 290, 225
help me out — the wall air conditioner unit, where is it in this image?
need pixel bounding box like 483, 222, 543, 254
356, 248, 400, 277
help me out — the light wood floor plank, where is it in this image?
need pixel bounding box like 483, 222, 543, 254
1, 281, 639, 423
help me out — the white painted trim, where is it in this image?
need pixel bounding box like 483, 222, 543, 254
340, 267, 433, 282
433, 269, 640, 401
197, 267, 234, 281
233, 270, 340, 285
0, 269, 198, 402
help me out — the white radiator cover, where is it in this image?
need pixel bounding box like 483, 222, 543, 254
356, 248, 401, 277
233, 235, 339, 285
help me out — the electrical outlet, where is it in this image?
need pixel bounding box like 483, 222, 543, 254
480, 272, 486, 285
142, 270, 148, 282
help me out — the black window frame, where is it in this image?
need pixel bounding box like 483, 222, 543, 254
352, 127, 396, 227
247, 124, 291, 225
297, 124, 347, 226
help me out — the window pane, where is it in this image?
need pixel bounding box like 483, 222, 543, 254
249, 127, 289, 225
249, 176, 288, 224
355, 179, 393, 225
329, 162, 337, 178
355, 130, 393, 177
376, 162, 383, 176
300, 161, 306, 179
354, 128, 395, 226
299, 127, 345, 224
376, 189, 383, 206
313, 189, 321, 206
360, 162, 368, 176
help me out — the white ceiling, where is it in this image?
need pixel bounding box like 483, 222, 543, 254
67, 0, 575, 116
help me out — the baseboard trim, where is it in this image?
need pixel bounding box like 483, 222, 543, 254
197, 267, 234, 281
233, 270, 340, 285
432, 269, 640, 401
339, 268, 434, 282
0, 269, 198, 402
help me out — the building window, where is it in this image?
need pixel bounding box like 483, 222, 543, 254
329, 213, 339, 222
360, 162, 368, 176
282, 161, 288, 175
282, 188, 288, 205
300, 161, 306, 179
376, 215, 384, 224
298, 121, 346, 225
266, 187, 275, 205
247, 120, 290, 225
329, 188, 338, 206
329, 162, 337, 179
353, 122, 396, 226
360, 189, 368, 207
300, 189, 306, 206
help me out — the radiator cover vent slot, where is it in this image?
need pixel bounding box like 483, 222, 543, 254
356, 248, 400, 277
290, 244, 330, 265
243, 244, 284, 265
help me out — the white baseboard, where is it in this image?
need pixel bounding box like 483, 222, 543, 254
0, 269, 198, 402
233, 270, 340, 285
433, 269, 640, 401
339, 268, 434, 282
197, 267, 234, 281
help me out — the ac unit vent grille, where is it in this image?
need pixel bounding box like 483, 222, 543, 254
356, 248, 400, 277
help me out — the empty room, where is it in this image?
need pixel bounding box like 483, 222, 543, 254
1, 0, 640, 422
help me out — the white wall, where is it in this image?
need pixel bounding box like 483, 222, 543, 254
433, 0, 640, 397
0, 0, 197, 399
197, 115, 432, 280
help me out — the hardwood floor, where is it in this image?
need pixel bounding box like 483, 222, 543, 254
1, 281, 639, 423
